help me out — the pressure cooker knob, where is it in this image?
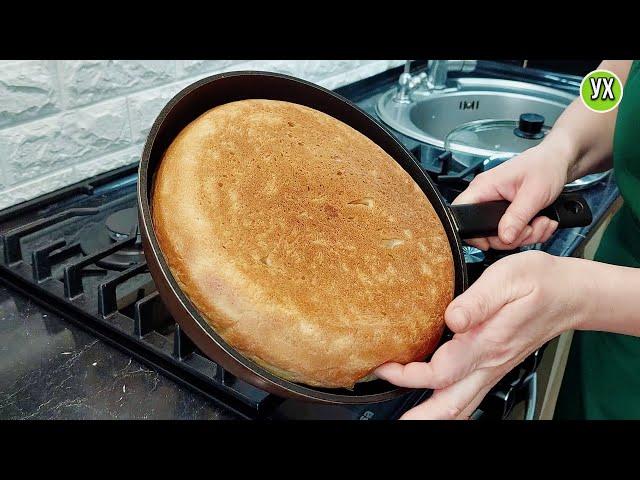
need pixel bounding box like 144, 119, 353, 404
514, 113, 545, 139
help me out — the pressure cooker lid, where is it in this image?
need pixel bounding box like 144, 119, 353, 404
444, 113, 550, 158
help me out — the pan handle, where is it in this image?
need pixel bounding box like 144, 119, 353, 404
450, 193, 593, 240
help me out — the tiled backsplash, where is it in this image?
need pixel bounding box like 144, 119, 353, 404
0, 60, 403, 209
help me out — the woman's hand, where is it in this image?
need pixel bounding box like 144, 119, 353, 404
374, 250, 593, 420
454, 140, 574, 251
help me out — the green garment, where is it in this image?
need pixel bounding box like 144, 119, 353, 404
554, 60, 640, 419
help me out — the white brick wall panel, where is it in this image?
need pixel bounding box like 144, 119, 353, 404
0, 60, 59, 128
1, 97, 131, 185
318, 60, 403, 90
60, 60, 177, 107
303, 60, 366, 80
72, 144, 142, 180
0, 145, 143, 210
183, 60, 369, 87
176, 60, 245, 78
0, 165, 7, 189
239, 60, 309, 78
0, 167, 74, 210
127, 80, 195, 144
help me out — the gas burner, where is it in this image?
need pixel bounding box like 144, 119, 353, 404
80, 207, 145, 270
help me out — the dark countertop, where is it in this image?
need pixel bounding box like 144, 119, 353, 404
0, 63, 621, 420
0, 283, 236, 419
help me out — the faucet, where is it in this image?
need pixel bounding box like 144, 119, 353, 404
393, 60, 478, 103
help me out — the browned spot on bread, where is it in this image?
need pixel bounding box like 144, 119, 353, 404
324, 204, 339, 218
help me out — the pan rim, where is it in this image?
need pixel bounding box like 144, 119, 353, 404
138, 70, 468, 404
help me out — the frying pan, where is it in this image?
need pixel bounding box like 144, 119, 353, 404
137, 71, 592, 404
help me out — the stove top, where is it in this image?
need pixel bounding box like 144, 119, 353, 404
0, 161, 544, 420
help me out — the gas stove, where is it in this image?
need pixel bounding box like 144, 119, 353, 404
0, 160, 543, 420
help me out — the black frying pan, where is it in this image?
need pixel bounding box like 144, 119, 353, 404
137, 71, 592, 404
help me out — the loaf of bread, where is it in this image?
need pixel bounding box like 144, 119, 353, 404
151, 99, 454, 388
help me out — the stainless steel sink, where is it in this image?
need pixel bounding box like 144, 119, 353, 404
376, 77, 576, 155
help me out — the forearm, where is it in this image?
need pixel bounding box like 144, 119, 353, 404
539, 60, 633, 182
571, 258, 640, 336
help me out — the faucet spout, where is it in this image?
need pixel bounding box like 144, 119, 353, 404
425, 60, 449, 90
426, 60, 477, 90
393, 60, 477, 103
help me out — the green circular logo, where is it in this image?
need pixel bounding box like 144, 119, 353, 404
580, 69, 623, 112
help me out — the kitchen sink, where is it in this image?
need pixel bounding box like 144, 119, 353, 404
375, 77, 576, 159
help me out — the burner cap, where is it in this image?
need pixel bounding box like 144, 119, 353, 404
106, 207, 139, 241
80, 207, 145, 271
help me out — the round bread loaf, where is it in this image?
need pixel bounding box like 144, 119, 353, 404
151, 99, 454, 389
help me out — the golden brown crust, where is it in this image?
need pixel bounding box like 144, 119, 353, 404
151, 99, 454, 389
